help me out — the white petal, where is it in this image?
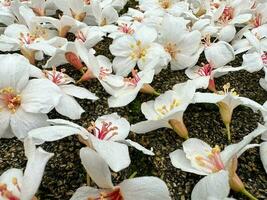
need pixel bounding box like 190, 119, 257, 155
70, 186, 100, 200
80, 147, 114, 188
55, 94, 84, 120
0, 54, 30, 91
130, 120, 169, 134
28, 125, 86, 145
10, 108, 48, 140
191, 170, 230, 200
109, 35, 135, 57
242, 52, 263, 73
169, 149, 207, 175
123, 139, 154, 155
91, 136, 130, 172
61, 84, 98, 100
21, 79, 62, 113
134, 25, 157, 45
221, 124, 267, 166
260, 142, 267, 174
119, 177, 171, 200
205, 41, 235, 68
21, 138, 54, 200
219, 25, 236, 42
0, 108, 11, 138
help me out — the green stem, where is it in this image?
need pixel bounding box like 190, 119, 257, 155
153, 91, 161, 96
129, 171, 137, 179
225, 123, 231, 142
241, 189, 258, 200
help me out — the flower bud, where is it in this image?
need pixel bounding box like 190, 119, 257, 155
65, 52, 84, 70
59, 26, 71, 38
168, 119, 189, 139
77, 69, 96, 83
140, 84, 160, 96
21, 47, 35, 65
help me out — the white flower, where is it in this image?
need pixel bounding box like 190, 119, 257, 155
212, 0, 252, 42
87, 0, 118, 33
233, 30, 267, 73
0, 54, 62, 139
191, 170, 235, 200
44, 41, 95, 69
75, 26, 105, 48
193, 83, 264, 140
0, 5, 65, 64
53, 0, 90, 21
100, 0, 128, 11
70, 147, 170, 200
169, 124, 267, 175
42, 67, 98, 119
139, 0, 189, 17
185, 41, 238, 92
28, 113, 154, 172
33, 14, 86, 38
110, 25, 169, 76
107, 69, 156, 107
116, 8, 162, 30
131, 80, 197, 139
158, 14, 203, 70
260, 128, 267, 174
0, 137, 53, 200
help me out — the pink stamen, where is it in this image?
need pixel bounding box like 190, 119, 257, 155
253, 14, 262, 27
262, 53, 267, 65
118, 24, 134, 34
89, 121, 118, 140
75, 30, 86, 42
19, 33, 35, 45
219, 6, 234, 24
44, 67, 66, 85
195, 146, 225, 173
196, 63, 213, 76
124, 69, 141, 86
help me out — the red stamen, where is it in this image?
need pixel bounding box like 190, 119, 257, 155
90, 188, 123, 200
118, 24, 134, 34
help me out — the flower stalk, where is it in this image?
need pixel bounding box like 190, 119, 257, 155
168, 119, 189, 139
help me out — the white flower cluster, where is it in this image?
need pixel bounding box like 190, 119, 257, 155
0, 0, 267, 199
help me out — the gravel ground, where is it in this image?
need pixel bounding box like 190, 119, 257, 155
1, 1, 267, 199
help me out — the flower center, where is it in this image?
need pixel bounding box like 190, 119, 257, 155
261, 53, 267, 65
219, 6, 234, 24
217, 83, 238, 96
159, 0, 171, 9
195, 145, 225, 173
124, 69, 141, 87
164, 42, 179, 59
252, 13, 262, 27
0, 178, 20, 200
100, 18, 107, 26
0, 87, 21, 113
196, 63, 213, 76
88, 188, 123, 200
19, 26, 47, 45
118, 24, 134, 35
76, 30, 86, 42
156, 98, 181, 117
88, 121, 118, 140
130, 40, 148, 60
44, 67, 70, 85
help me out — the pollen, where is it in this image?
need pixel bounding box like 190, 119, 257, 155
217, 83, 239, 96
164, 42, 179, 59
159, 0, 171, 9
0, 87, 21, 113
130, 40, 148, 61
157, 99, 181, 116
